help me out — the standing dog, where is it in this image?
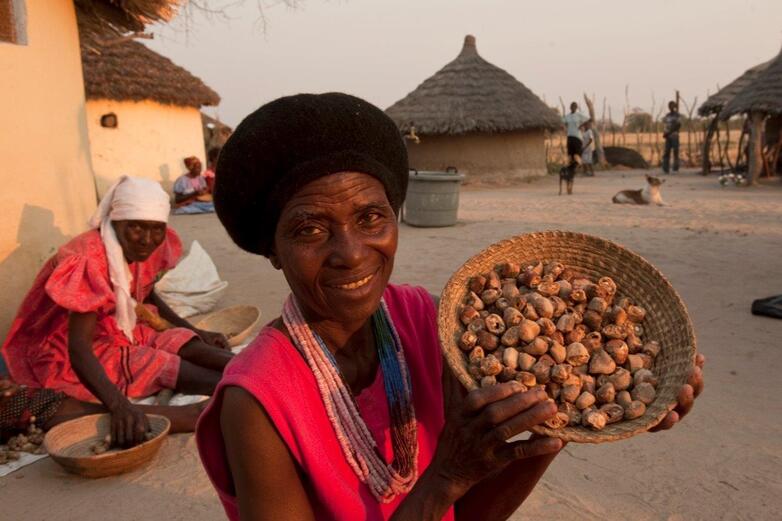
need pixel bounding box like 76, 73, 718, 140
612, 175, 666, 205
559, 165, 575, 195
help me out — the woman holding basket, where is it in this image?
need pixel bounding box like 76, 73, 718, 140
196, 93, 704, 520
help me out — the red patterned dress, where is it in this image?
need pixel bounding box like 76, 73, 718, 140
1, 229, 196, 401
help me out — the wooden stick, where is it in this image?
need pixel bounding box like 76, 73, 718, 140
583, 93, 605, 165
702, 116, 718, 174
94, 32, 154, 47
747, 111, 765, 185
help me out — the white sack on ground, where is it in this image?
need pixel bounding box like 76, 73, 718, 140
155, 240, 228, 318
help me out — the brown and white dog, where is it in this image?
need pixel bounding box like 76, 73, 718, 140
612, 175, 666, 206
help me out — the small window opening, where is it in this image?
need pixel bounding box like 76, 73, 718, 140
0, 0, 27, 45
101, 113, 118, 129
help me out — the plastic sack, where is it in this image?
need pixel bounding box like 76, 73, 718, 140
155, 240, 228, 318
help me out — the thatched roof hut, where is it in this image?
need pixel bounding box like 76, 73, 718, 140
80, 31, 221, 197
698, 59, 772, 117
719, 48, 782, 120
386, 35, 558, 183
202, 112, 233, 150
75, 0, 180, 48
81, 38, 220, 108
387, 35, 560, 134
697, 46, 782, 182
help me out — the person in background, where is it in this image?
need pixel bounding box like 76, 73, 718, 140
173, 156, 215, 214
662, 101, 682, 174
204, 147, 222, 194
1, 177, 232, 447
580, 120, 595, 176
563, 102, 591, 174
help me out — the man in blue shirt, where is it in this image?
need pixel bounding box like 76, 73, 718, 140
661, 101, 682, 174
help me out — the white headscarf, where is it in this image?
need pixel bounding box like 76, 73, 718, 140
88, 176, 171, 341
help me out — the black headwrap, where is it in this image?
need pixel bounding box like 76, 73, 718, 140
214, 93, 408, 257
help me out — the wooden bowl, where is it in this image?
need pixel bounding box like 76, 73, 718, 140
195, 305, 261, 347
44, 414, 170, 478
438, 231, 696, 443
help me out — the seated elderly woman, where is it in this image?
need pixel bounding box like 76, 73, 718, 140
2, 177, 232, 447
196, 94, 704, 520
173, 156, 215, 215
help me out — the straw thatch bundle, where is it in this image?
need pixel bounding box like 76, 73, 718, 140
81, 37, 220, 108
720, 48, 782, 120
75, 0, 180, 48
386, 35, 560, 135
698, 59, 772, 117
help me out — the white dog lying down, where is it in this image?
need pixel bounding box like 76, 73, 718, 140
612, 175, 666, 206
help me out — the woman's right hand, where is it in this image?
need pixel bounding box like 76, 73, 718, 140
430, 381, 563, 500
109, 400, 150, 448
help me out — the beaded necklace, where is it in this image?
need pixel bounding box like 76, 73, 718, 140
282, 295, 419, 502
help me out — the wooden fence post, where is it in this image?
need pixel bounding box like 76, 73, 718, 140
747, 111, 765, 185
583, 93, 605, 165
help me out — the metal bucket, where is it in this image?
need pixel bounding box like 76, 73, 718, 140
403, 167, 465, 227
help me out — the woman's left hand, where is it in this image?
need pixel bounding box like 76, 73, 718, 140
196, 329, 230, 350
650, 353, 705, 432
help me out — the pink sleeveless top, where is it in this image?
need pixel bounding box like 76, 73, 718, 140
196, 284, 455, 520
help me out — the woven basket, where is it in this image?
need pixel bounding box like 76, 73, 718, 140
44, 414, 170, 478
195, 305, 261, 347
438, 231, 696, 443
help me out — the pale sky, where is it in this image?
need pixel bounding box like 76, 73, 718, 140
147, 0, 782, 127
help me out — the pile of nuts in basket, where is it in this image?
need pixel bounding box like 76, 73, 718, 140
458, 260, 661, 430
0, 378, 47, 464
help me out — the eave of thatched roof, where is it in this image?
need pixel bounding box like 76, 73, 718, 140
201, 112, 233, 133
81, 37, 220, 108
720, 47, 782, 119
75, 1, 180, 48
698, 59, 772, 117
386, 35, 561, 135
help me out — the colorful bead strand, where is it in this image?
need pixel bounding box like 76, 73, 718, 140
282, 295, 419, 502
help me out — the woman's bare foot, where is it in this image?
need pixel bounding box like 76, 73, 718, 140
166, 400, 210, 433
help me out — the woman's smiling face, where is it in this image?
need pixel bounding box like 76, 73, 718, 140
271, 172, 398, 328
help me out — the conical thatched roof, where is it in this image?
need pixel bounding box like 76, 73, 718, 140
75, 0, 180, 48
386, 35, 560, 135
698, 59, 773, 117
720, 47, 782, 119
81, 37, 220, 108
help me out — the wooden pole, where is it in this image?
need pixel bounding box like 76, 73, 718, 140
723, 119, 733, 171
583, 93, 605, 165
608, 106, 616, 146
702, 118, 715, 174
737, 118, 748, 171
747, 111, 765, 185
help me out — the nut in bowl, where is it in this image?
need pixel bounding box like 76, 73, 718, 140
438, 231, 696, 443
44, 413, 170, 478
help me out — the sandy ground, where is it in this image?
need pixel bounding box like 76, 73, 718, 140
3, 169, 781, 520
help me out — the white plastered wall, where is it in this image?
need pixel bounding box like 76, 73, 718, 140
406, 130, 547, 183
0, 0, 97, 339
86, 99, 206, 197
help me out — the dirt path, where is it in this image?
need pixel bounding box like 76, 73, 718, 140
3, 169, 780, 520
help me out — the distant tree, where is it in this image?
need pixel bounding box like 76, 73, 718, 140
625, 108, 653, 132
597, 119, 622, 132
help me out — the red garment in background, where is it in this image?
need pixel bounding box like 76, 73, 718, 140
203, 168, 216, 193
1, 229, 196, 401
196, 284, 454, 521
